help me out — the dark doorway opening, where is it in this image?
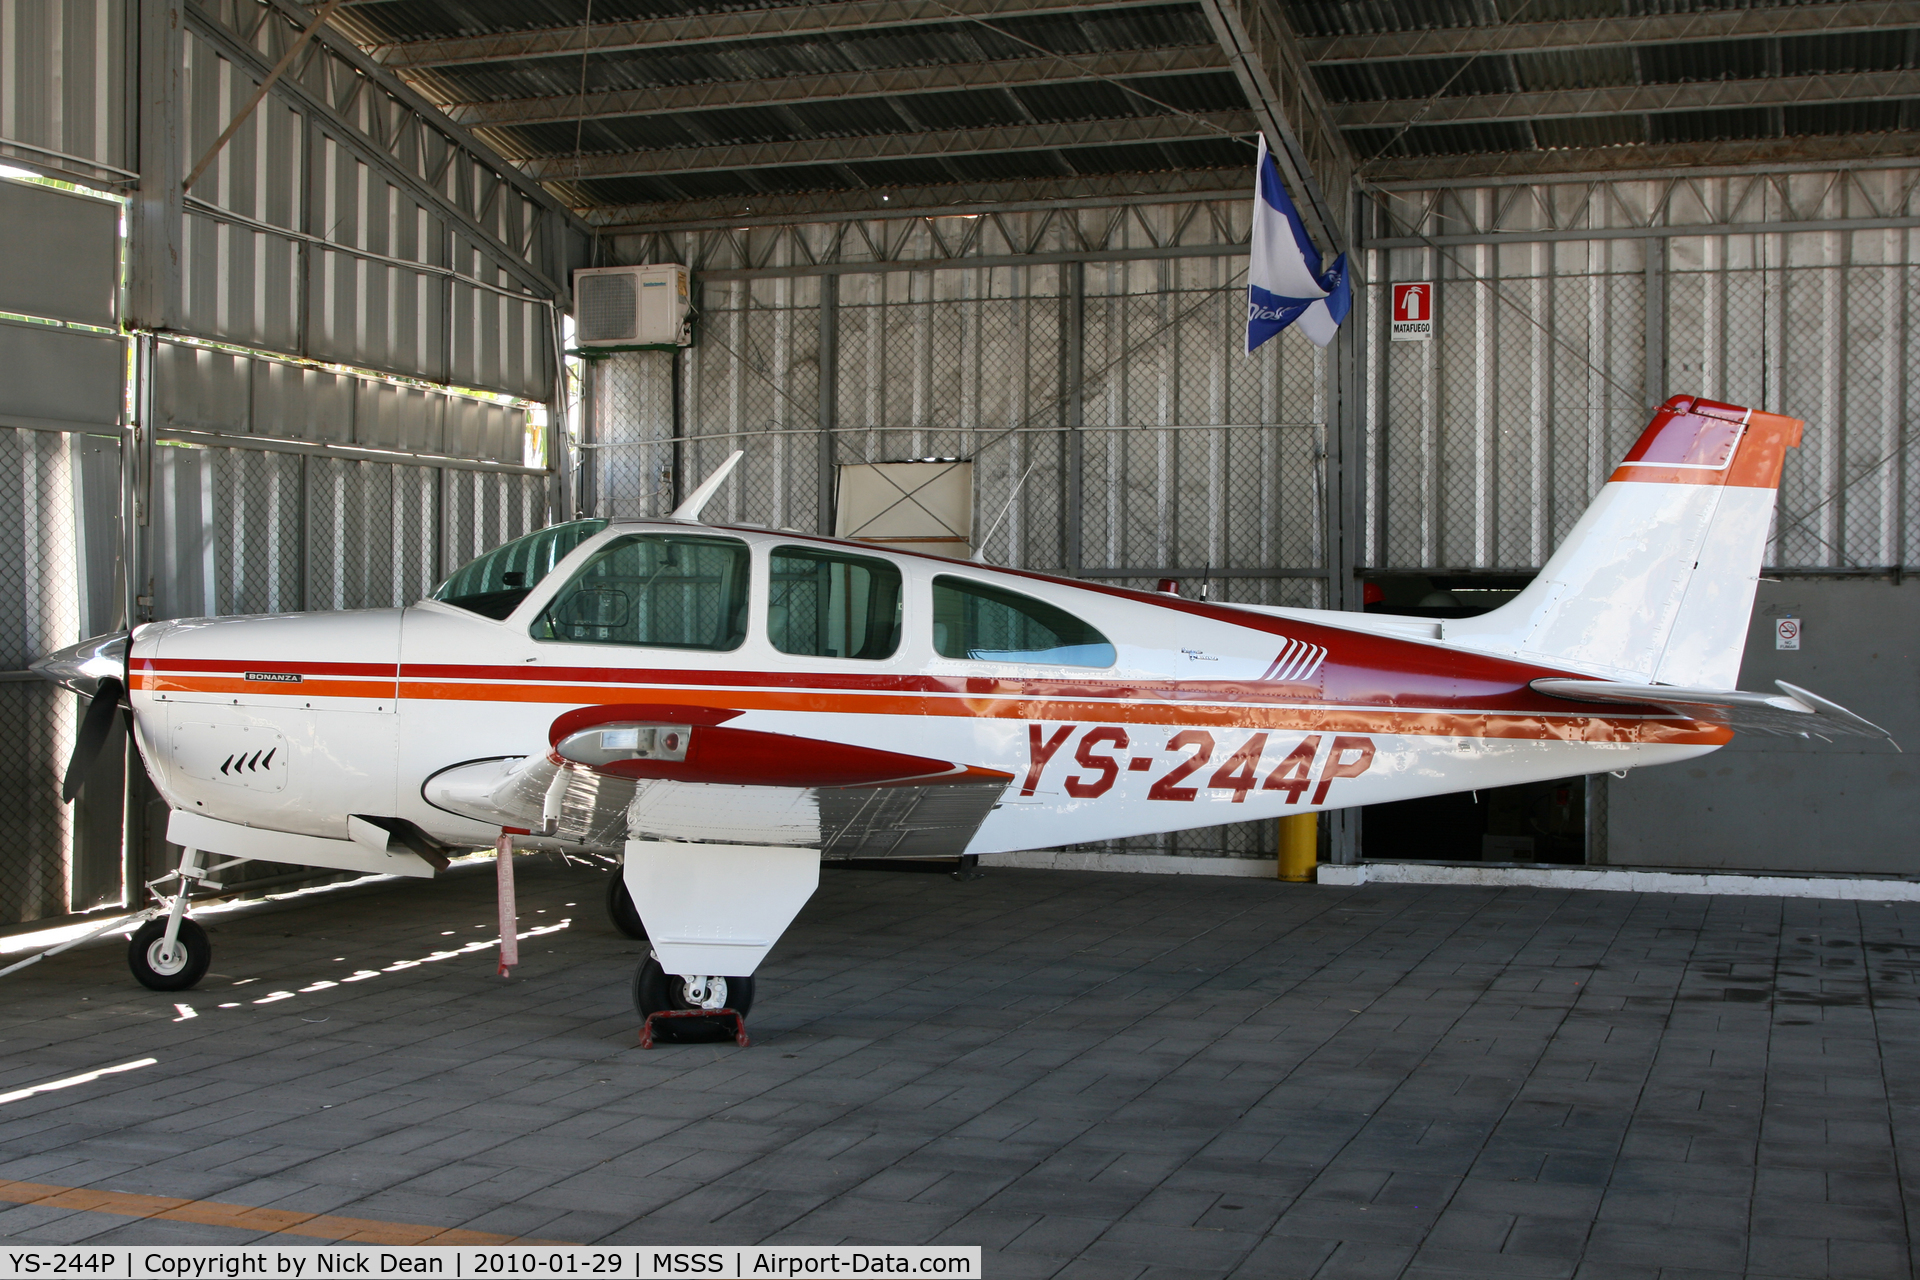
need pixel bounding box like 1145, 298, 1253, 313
1363, 775, 1591, 864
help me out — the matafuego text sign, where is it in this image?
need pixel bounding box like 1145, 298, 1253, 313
1391, 283, 1432, 341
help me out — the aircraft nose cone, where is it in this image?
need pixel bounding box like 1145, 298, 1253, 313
31, 632, 128, 697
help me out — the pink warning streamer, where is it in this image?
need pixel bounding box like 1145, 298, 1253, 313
495, 831, 518, 977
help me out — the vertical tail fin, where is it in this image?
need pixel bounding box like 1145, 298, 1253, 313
1445, 395, 1802, 689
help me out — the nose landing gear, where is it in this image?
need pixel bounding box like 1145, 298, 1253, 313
128, 918, 210, 990
632, 955, 753, 1046
128, 846, 224, 991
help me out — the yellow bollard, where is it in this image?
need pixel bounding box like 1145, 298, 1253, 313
1277, 812, 1318, 882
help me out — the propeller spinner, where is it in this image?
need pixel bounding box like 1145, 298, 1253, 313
33, 631, 131, 802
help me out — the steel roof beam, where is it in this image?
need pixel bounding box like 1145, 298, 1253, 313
517, 111, 1255, 181
1365, 131, 1920, 184
1338, 69, 1920, 129
371, 0, 1158, 71
1195, 0, 1351, 251
447, 46, 1228, 127
584, 169, 1248, 231
1306, 0, 1920, 64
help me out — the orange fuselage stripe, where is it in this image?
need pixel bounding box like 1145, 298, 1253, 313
141, 675, 396, 699
132, 672, 1730, 746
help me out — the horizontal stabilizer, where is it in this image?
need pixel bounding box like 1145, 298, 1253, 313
1532, 678, 1898, 748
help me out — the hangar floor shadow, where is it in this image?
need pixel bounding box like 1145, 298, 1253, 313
1, 858, 1916, 1279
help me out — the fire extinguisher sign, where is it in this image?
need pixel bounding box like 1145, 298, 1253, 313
1391, 282, 1433, 341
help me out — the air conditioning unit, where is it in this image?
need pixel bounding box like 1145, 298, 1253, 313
573, 264, 691, 347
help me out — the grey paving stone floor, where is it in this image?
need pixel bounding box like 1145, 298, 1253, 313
0, 858, 1917, 1279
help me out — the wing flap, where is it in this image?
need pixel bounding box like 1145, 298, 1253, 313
1531, 677, 1897, 747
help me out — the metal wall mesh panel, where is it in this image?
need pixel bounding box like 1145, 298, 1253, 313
0, 428, 86, 924
209, 446, 302, 616
589, 350, 675, 518
1367, 167, 1920, 572
1368, 239, 1650, 570
686, 275, 824, 533
838, 267, 1065, 567
442, 467, 547, 576
150, 443, 548, 619
305, 457, 391, 611
0, 682, 75, 923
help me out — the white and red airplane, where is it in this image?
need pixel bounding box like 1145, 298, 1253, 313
32, 394, 1891, 1036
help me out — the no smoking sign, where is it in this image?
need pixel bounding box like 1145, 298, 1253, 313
1775, 617, 1801, 650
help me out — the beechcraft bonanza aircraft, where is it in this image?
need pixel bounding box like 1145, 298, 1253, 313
32, 395, 1894, 1036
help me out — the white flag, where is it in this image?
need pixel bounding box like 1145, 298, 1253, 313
1247, 136, 1350, 353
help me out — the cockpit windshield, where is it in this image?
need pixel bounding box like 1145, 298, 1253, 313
431, 519, 609, 619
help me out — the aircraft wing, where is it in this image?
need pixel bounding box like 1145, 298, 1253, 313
1531, 678, 1898, 748
425, 707, 1015, 857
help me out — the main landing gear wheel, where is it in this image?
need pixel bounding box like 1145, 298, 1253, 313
606, 872, 648, 940
128, 919, 211, 991
632, 956, 753, 1043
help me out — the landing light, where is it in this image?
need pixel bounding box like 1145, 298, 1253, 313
557, 722, 693, 766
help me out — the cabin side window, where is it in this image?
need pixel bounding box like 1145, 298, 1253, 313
931, 576, 1115, 668
532, 533, 750, 651
432, 519, 609, 619
769, 547, 902, 660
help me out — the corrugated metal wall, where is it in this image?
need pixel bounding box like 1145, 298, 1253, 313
178, 3, 558, 400
0, 0, 570, 923
0, 0, 132, 187
1363, 164, 1920, 574
153, 340, 528, 463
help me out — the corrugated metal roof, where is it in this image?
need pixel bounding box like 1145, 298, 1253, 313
1282, 0, 1831, 41
344, 0, 716, 45
335, 0, 1918, 217
411, 9, 1217, 102
1314, 32, 1918, 104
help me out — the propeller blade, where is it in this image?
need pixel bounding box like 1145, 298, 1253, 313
61, 676, 124, 803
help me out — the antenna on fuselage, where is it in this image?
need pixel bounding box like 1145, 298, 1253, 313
668, 450, 744, 522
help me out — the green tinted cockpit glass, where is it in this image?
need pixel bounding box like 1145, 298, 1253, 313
931, 576, 1115, 667
531, 533, 750, 651
432, 519, 609, 619
769, 546, 902, 659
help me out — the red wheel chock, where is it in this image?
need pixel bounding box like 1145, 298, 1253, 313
639, 1007, 750, 1049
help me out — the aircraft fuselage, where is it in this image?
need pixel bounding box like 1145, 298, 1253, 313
128, 523, 1724, 858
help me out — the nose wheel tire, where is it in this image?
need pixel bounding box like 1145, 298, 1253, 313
605, 872, 648, 940
128, 919, 211, 991
632, 956, 753, 1043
